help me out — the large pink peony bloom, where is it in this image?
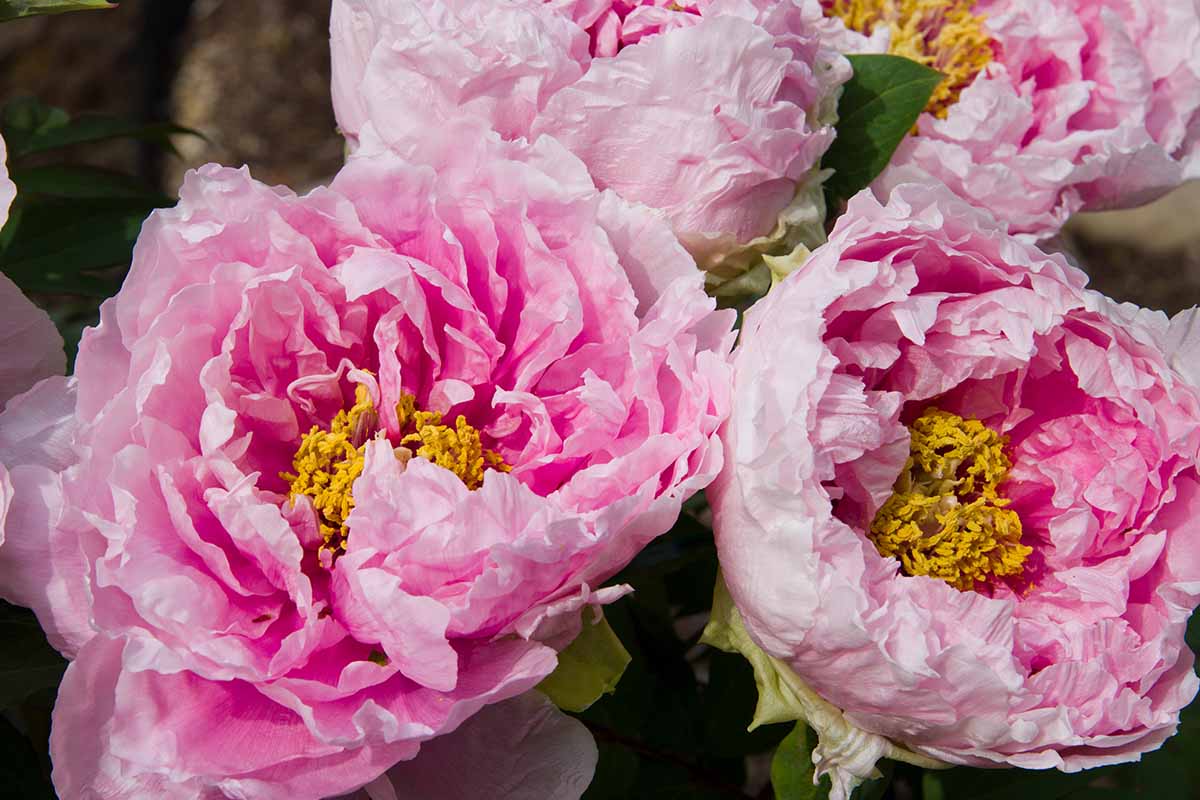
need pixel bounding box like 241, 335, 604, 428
3, 125, 733, 799
821, 0, 1200, 238
711, 182, 1200, 793
330, 0, 850, 286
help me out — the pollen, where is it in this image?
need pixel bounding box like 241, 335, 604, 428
282, 384, 377, 556
396, 393, 510, 491
282, 385, 510, 557
823, 0, 994, 119
868, 408, 1030, 592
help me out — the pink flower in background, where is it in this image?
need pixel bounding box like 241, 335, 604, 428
0, 132, 70, 630
822, 0, 1200, 238
712, 182, 1200, 789
0, 132, 63, 408
0, 133, 14, 224
0, 274, 54, 413
330, 0, 850, 284
4, 124, 733, 799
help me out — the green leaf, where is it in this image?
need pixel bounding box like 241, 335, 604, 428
0, 602, 67, 711
11, 165, 171, 202
772, 723, 831, 800
0, 196, 162, 296
822, 54, 942, 209
0, 0, 114, 21
921, 770, 946, 800
2, 98, 204, 158
538, 614, 631, 712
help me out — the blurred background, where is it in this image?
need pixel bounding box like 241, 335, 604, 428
1, 0, 1197, 316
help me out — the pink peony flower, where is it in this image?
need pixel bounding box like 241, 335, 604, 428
0, 132, 63, 409
0, 133, 14, 225
821, 0, 1200, 238
330, 0, 850, 288
711, 182, 1200, 795
0, 131, 69, 613
4, 125, 733, 799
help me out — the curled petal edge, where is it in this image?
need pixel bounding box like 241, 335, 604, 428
701, 574, 949, 800
700, 168, 829, 302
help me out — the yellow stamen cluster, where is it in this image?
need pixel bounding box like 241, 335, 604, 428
824, 0, 994, 118
396, 393, 510, 491
283, 386, 509, 557
282, 385, 377, 555
869, 408, 1030, 592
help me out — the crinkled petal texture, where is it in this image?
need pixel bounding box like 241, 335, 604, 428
713, 182, 1200, 769
330, 0, 849, 267
36, 128, 733, 798
846, 0, 1200, 238
362, 691, 597, 800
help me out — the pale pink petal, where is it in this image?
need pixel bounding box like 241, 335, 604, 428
373, 692, 597, 800
715, 181, 1200, 770
0, 274, 64, 408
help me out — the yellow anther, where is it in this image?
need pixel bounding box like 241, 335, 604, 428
869, 408, 1030, 591
281, 384, 376, 556
824, 0, 994, 118
282, 386, 511, 556
397, 393, 510, 491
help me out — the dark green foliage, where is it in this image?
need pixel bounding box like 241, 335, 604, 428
822, 54, 941, 212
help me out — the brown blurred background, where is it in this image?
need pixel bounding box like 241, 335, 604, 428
1, 0, 1197, 314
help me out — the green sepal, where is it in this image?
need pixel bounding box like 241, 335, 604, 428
537, 613, 631, 713
701, 574, 947, 799
772, 722, 833, 800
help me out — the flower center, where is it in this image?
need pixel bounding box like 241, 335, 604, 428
868, 408, 1029, 591
282, 384, 509, 556
822, 0, 994, 118
394, 393, 511, 491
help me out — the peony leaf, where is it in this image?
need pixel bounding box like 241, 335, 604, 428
0, 0, 115, 21
10, 165, 172, 202
538, 613, 631, 713
0, 196, 161, 296
1, 98, 205, 159
822, 54, 942, 210
771, 723, 831, 800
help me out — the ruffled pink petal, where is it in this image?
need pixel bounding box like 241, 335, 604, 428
0, 377, 91, 656
714, 180, 1200, 767
847, 0, 1200, 238
0, 273, 64, 408
331, 0, 590, 148
31, 121, 732, 796
369, 691, 597, 800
